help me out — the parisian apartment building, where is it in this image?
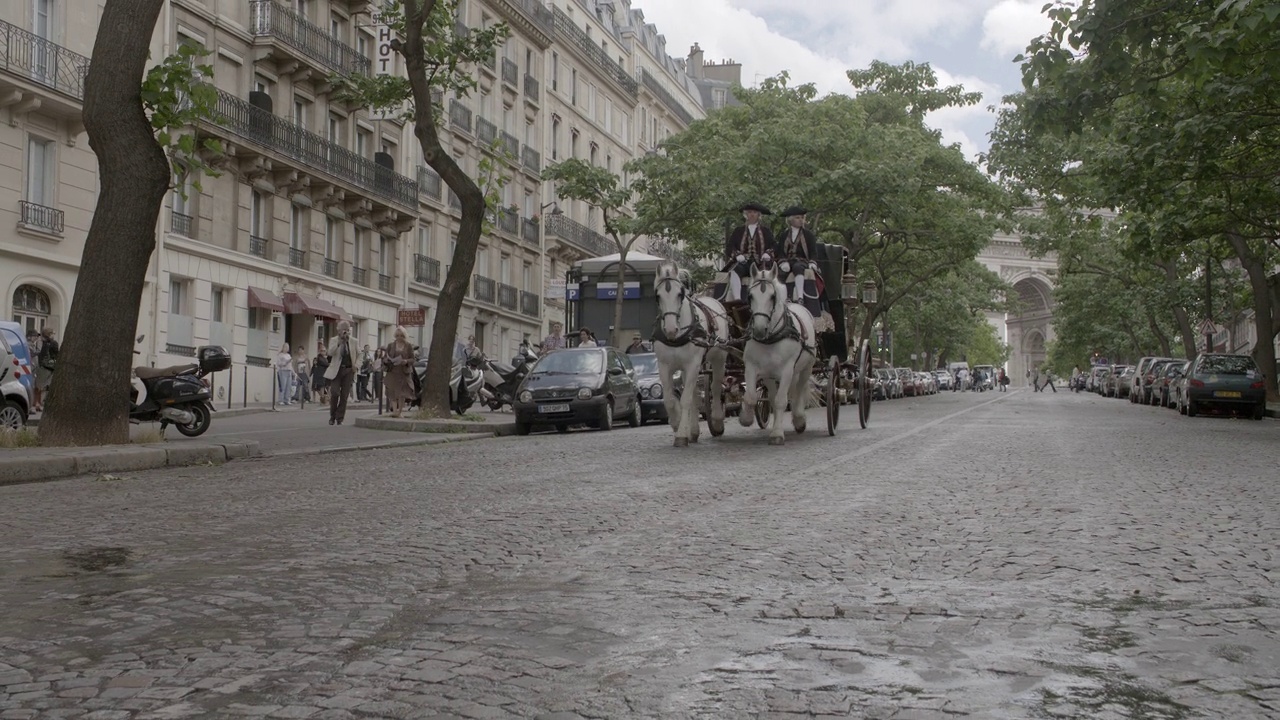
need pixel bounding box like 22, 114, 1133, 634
0, 0, 738, 403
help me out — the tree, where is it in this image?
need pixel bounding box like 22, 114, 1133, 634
40, 1, 218, 446
334, 0, 506, 417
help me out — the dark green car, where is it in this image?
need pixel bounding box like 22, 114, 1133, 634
1183, 353, 1267, 420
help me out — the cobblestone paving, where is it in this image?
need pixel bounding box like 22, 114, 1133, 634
1, 390, 1277, 719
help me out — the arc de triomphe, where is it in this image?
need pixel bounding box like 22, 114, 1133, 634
978, 230, 1057, 386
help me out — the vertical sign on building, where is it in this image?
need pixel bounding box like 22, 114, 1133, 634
371, 7, 397, 120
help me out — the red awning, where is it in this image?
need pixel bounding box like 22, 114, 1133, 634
282, 292, 345, 321
247, 286, 285, 312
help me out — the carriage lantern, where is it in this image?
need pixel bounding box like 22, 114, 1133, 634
859, 279, 878, 306
841, 275, 858, 305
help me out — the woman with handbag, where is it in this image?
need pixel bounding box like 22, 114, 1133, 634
382, 326, 416, 417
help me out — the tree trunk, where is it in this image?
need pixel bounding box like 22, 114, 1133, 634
1226, 232, 1278, 401
1160, 260, 1197, 359
1145, 309, 1170, 358
402, 0, 486, 417
39, 0, 171, 447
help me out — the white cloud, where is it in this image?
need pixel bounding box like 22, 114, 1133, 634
980, 0, 1052, 59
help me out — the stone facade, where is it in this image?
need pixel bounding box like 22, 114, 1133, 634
977, 229, 1058, 385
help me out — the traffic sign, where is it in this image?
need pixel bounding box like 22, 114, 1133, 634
1198, 319, 1219, 335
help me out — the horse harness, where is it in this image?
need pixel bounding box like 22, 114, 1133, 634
652, 277, 719, 348
747, 278, 816, 353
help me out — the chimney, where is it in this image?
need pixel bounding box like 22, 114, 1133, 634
688, 42, 704, 79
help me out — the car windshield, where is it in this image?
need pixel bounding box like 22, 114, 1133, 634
629, 354, 658, 375
1197, 355, 1257, 375
532, 350, 603, 375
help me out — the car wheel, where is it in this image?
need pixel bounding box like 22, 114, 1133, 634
0, 399, 27, 430
515, 420, 532, 436
598, 401, 614, 431
627, 400, 640, 428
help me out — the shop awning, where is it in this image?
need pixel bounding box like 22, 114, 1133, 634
247, 286, 285, 312
283, 292, 346, 321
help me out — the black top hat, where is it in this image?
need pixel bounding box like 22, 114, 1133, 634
739, 202, 772, 215
780, 205, 808, 217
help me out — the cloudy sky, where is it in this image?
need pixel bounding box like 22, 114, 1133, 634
631, 0, 1054, 161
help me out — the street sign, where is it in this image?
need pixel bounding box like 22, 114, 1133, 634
1198, 319, 1219, 336
398, 308, 425, 327
595, 281, 641, 300
546, 278, 566, 300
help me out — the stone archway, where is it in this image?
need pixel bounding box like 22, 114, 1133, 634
11, 283, 53, 334
1005, 276, 1055, 385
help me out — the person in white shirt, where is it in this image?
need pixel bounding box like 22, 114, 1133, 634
577, 327, 598, 348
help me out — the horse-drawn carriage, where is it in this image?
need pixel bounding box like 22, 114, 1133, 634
650, 240, 873, 447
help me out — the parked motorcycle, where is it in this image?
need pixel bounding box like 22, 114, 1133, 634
410, 341, 484, 415
479, 347, 536, 411
131, 341, 228, 437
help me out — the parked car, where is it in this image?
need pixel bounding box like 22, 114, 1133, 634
1157, 360, 1190, 408
1143, 359, 1179, 406
1092, 368, 1112, 395
875, 368, 902, 399
1087, 366, 1108, 393
934, 371, 953, 391
0, 322, 36, 430
1131, 356, 1174, 405
627, 352, 668, 426
1105, 365, 1131, 397
513, 346, 640, 435
1182, 353, 1268, 420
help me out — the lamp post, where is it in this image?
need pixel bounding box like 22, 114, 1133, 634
845, 276, 877, 361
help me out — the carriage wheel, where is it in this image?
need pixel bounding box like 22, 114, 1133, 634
826, 355, 840, 436
755, 384, 770, 429
858, 339, 872, 429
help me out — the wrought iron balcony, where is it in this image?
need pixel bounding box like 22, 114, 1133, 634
449, 99, 472, 133
323, 258, 339, 277
19, 201, 64, 235
414, 254, 441, 287
499, 131, 520, 159
205, 89, 417, 208
640, 68, 695, 127
499, 0, 555, 36
249, 234, 268, 257
522, 217, 539, 243
352, 267, 367, 286
288, 247, 306, 268
474, 275, 496, 303
249, 0, 370, 77
522, 145, 541, 172
520, 290, 540, 318
378, 273, 392, 292
417, 165, 442, 201
501, 58, 519, 86
497, 283, 518, 310
170, 211, 194, 237
476, 116, 497, 146
0, 18, 90, 101
496, 207, 518, 236
553, 7, 637, 98
524, 74, 539, 98
481, 53, 496, 72
545, 213, 613, 256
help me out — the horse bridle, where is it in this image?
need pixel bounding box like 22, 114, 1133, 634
654, 276, 699, 344
748, 278, 782, 335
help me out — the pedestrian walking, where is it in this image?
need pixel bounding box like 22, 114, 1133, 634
274, 343, 295, 405
311, 349, 330, 404
382, 326, 415, 417
324, 321, 359, 425
625, 334, 646, 355
1041, 366, 1058, 392
372, 347, 386, 406
540, 322, 566, 354
356, 345, 372, 402
577, 327, 597, 348
1031, 367, 1040, 392
27, 329, 44, 412
998, 368, 1010, 392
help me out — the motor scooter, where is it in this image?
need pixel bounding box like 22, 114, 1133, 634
410, 342, 484, 415
130, 338, 228, 437
479, 347, 536, 411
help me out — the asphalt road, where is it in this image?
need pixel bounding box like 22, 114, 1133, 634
1, 389, 1277, 718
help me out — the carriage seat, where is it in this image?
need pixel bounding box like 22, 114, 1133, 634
135, 364, 198, 380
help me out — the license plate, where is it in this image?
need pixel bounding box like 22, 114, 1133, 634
1213, 391, 1241, 399
538, 403, 570, 413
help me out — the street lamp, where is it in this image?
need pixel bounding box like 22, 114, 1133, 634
860, 279, 878, 306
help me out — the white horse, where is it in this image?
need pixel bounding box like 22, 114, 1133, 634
652, 261, 730, 447
739, 264, 817, 445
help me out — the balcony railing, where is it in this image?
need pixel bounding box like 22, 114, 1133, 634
249, 0, 370, 77
170, 211, 194, 237
496, 207, 518, 235
553, 7, 637, 98
378, 273, 392, 292
19, 201, 64, 235
476, 116, 497, 146
249, 234, 268, 257
352, 267, 367, 286
414, 254, 441, 287
417, 165, 442, 201
497, 283, 518, 310
481, 53, 496, 72
545, 213, 613, 256
522, 217, 539, 243
501, 58, 519, 86
640, 68, 696, 127
449, 99, 472, 133
288, 247, 306, 268
206, 89, 417, 207
502, 0, 555, 35
0, 18, 90, 101
323, 257, 339, 277
474, 275, 496, 303
520, 291, 540, 318
524, 74, 539, 98
499, 131, 520, 159
522, 145, 541, 172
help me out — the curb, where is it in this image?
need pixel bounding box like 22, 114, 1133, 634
266, 432, 495, 458
25, 406, 271, 427
1267, 406, 1279, 419
353, 416, 518, 437
0, 441, 261, 487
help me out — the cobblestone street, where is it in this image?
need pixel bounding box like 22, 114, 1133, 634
1, 389, 1277, 719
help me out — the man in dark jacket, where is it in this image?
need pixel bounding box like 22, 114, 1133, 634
718, 202, 777, 304
776, 205, 826, 325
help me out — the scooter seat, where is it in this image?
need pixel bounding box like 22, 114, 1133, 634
492, 359, 516, 375
135, 364, 198, 380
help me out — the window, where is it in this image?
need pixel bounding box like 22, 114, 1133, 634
292, 96, 310, 126
250, 190, 267, 236
172, 173, 194, 216
417, 223, 432, 256
551, 52, 558, 91
169, 279, 189, 316
32, 0, 53, 80
354, 227, 366, 268
476, 247, 489, 278
356, 127, 372, 158
325, 218, 340, 259
551, 117, 560, 160
605, 98, 613, 135
211, 286, 226, 324
248, 307, 266, 331
571, 68, 577, 104
293, 0, 309, 18
570, 129, 579, 159
289, 204, 305, 249
328, 114, 345, 146
329, 13, 345, 42
356, 32, 370, 61
500, 256, 511, 284
590, 144, 597, 167
11, 284, 51, 334
26, 137, 54, 206
713, 88, 726, 109
587, 84, 596, 118
379, 237, 392, 275
522, 263, 532, 291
